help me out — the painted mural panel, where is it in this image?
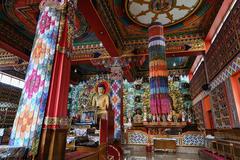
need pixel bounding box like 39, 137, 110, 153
210, 83, 232, 129
193, 101, 205, 131
123, 76, 194, 124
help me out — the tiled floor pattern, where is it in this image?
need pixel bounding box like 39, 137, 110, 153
124, 152, 201, 160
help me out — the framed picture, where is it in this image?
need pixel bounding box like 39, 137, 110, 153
80, 110, 97, 125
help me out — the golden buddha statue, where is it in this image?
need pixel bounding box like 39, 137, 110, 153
92, 83, 109, 120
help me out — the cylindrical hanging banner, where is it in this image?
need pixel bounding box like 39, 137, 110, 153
148, 22, 171, 116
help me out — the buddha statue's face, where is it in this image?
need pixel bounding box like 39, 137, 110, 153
97, 87, 105, 95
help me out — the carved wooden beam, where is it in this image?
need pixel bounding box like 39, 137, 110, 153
78, 0, 120, 57
0, 40, 29, 61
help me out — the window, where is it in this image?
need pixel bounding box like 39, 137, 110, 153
1, 74, 11, 85
0, 72, 24, 89
19, 81, 24, 89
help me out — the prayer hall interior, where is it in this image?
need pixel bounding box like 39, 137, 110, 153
0, 0, 240, 159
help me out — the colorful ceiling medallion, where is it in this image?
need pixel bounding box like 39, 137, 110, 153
125, 0, 202, 27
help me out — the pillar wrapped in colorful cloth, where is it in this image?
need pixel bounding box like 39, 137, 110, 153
148, 22, 171, 116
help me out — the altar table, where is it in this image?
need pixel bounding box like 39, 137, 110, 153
153, 138, 177, 152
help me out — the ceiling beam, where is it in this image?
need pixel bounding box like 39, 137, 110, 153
78, 0, 135, 81
71, 58, 135, 82
71, 49, 203, 81
123, 68, 134, 82
78, 0, 120, 57
165, 51, 204, 57
71, 50, 205, 64
189, 55, 203, 80
0, 40, 29, 61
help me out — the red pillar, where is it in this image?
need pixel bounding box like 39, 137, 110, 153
39, 52, 71, 160
45, 53, 71, 120
38, 1, 75, 159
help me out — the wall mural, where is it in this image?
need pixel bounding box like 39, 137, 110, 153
123, 76, 194, 124
210, 82, 232, 129
68, 75, 110, 118
123, 78, 150, 123
193, 101, 205, 131
68, 75, 195, 133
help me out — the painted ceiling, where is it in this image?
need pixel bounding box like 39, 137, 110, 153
0, 0, 224, 80
133, 55, 196, 78
103, 0, 223, 43
125, 0, 202, 27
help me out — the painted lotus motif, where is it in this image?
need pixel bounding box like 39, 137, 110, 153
17, 105, 34, 138
32, 39, 49, 64
10, 5, 61, 156
39, 11, 54, 34
25, 69, 43, 98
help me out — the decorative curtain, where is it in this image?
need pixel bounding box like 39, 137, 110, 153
110, 66, 123, 140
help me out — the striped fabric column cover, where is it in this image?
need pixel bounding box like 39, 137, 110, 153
148, 22, 171, 115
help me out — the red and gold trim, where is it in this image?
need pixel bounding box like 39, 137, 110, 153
39, 0, 67, 11
44, 116, 69, 129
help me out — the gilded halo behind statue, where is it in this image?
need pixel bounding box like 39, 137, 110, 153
94, 81, 110, 95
